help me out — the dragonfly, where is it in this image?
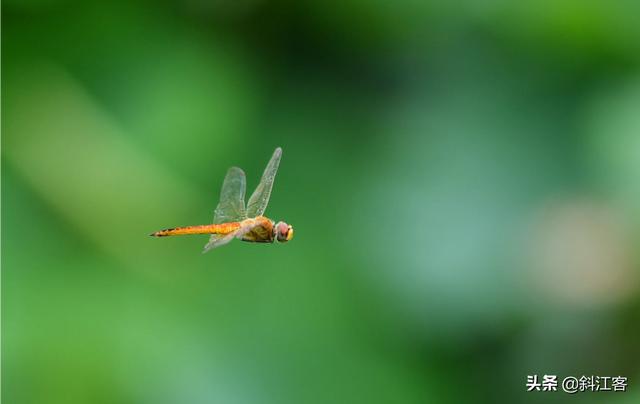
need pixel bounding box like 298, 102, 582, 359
150, 147, 293, 252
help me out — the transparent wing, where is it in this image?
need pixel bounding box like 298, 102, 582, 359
246, 147, 282, 218
202, 222, 255, 253
202, 233, 236, 253
213, 167, 247, 224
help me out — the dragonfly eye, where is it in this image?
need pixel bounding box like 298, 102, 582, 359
275, 222, 290, 243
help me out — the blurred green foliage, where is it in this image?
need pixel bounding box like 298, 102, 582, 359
3, 1, 640, 403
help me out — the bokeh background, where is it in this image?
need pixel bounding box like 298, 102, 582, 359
3, 1, 640, 403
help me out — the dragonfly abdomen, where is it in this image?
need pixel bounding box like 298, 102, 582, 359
150, 222, 240, 237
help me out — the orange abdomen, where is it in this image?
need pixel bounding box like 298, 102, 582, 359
151, 222, 240, 237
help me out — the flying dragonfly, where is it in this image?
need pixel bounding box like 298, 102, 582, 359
150, 147, 293, 252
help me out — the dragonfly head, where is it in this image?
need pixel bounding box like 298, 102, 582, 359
275, 221, 294, 243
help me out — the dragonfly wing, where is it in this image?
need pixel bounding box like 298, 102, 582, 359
202, 233, 236, 253
213, 167, 247, 224
202, 222, 255, 253
246, 147, 282, 218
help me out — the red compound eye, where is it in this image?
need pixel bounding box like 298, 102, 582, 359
275, 222, 291, 242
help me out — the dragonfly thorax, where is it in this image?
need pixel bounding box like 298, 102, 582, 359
274, 221, 294, 243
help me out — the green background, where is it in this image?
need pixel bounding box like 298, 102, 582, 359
3, 1, 640, 403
